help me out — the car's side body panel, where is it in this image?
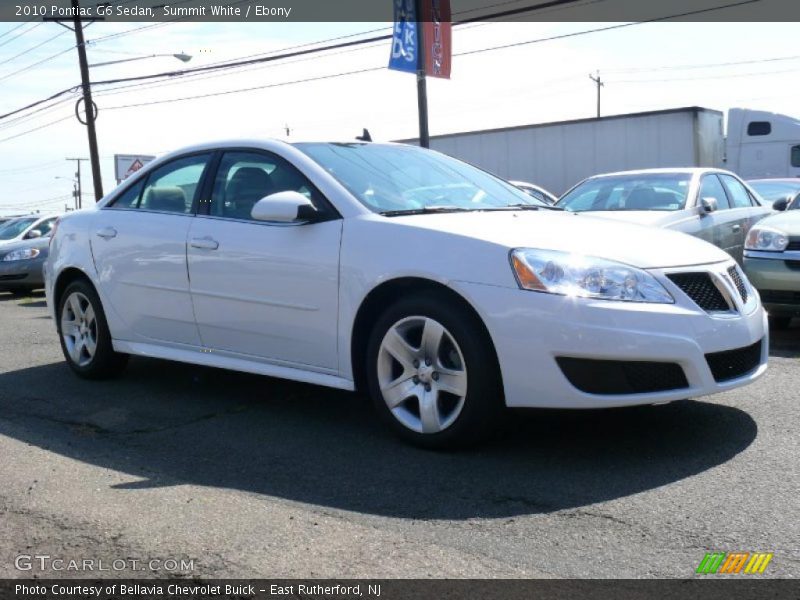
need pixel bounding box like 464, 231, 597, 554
186, 216, 343, 372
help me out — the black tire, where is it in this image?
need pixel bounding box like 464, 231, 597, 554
365, 291, 503, 449
769, 316, 792, 330
57, 279, 128, 379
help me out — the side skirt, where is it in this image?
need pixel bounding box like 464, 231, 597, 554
112, 340, 355, 391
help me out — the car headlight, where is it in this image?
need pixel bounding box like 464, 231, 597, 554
745, 226, 788, 251
510, 248, 674, 303
2, 247, 40, 262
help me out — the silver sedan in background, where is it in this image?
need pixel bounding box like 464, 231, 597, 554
556, 168, 772, 264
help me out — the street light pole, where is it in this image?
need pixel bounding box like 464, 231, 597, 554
589, 70, 604, 118
71, 0, 103, 202
66, 157, 87, 209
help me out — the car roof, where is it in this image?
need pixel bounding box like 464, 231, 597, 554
747, 178, 800, 184
588, 167, 731, 179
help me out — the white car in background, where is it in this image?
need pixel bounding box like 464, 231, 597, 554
0, 214, 60, 247
510, 180, 558, 205
556, 169, 772, 265
45, 141, 767, 448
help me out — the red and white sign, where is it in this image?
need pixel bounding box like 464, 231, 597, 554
114, 154, 155, 184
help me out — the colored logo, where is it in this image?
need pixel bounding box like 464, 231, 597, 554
696, 552, 773, 574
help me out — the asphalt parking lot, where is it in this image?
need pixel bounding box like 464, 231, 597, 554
0, 290, 798, 579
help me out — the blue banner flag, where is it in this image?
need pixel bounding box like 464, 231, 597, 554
388, 0, 419, 74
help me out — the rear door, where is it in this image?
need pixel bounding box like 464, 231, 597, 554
186, 149, 342, 371
90, 152, 213, 345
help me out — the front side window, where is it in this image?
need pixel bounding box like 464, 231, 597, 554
719, 174, 754, 208
558, 174, 691, 212
0, 217, 37, 240
138, 153, 212, 214
698, 175, 731, 210
108, 179, 145, 209
209, 151, 327, 221
295, 142, 546, 214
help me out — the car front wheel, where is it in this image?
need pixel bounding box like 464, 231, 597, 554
366, 293, 502, 449
58, 279, 128, 379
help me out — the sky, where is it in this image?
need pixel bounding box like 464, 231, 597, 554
1, 15, 800, 215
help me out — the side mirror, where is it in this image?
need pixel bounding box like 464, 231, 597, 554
25, 229, 42, 239
700, 197, 718, 214
251, 191, 318, 223
772, 197, 789, 211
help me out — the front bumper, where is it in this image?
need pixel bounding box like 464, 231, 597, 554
744, 253, 800, 317
0, 257, 46, 289
453, 261, 768, 409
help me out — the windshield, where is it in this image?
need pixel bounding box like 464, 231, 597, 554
558, 174, 692, 212
0, 217, 37, 240
295, 143, 547, 214
748, 181, 800, 203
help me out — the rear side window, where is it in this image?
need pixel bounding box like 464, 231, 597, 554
719, 174, 755, 208
747, 121, 771, 136
139, 153, 212, 214
108, 180, 144, 209
698, 175, 730, 209
791, 145, 800, 168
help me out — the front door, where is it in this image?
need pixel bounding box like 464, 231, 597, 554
187, 150, 342, 371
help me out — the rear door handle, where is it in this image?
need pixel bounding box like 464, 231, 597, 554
95, 227, 117, 239
190, 236, 219, 250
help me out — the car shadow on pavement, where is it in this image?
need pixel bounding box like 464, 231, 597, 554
0, 357, 761, 520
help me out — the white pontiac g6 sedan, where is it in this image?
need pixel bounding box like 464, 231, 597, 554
45, 141, 768, 448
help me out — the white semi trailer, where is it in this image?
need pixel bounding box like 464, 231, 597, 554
400, 107, 800, 196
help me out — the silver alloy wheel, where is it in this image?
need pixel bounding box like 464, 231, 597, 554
377, 316, 468, 434
60, 291, 98, 368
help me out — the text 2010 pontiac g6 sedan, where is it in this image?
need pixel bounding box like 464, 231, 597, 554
45, 141, 768, 447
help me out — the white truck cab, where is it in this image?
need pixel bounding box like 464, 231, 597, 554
726, 108, 800, 179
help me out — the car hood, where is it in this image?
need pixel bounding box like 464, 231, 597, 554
570, 210, 680, 227
756, 210, 800, 234
390, 210, 730, 269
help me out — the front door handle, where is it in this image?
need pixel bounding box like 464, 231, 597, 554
731, 224, 742, 232
190, 236, 219, 250
95, 227, 117, 239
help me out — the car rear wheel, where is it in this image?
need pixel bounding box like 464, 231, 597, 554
58, 279, 128, 379
366, 293, 502, 449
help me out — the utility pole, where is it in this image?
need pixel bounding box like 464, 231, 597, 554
71, 0, 103, 201
414, 0, 430, 148
66, 157, 87, 209
589, 70, 604, 118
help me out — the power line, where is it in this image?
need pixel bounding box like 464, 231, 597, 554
606, 53, 800, 74
0, 45, 76, 84
613, 66, 800, 84
0, 0, 764, 137
0, 115, 74, 144
0, 30, 69, 68
0, 22, 42, 49
95, 0, 762, 113
0, 22, 32, 40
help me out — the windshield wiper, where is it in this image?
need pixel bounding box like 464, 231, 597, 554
380, 206, 475, 216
